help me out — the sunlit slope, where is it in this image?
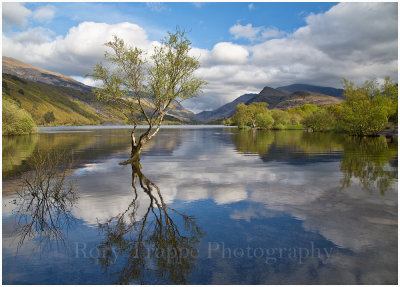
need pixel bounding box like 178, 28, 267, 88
3, 73, 196, 126
2, 73, 128, 126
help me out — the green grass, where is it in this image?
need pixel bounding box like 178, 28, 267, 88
2, 73, 131, 126
2, 73, 192, 127
286, 124, 305, 130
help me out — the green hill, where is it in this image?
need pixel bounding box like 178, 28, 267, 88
2, 73, 196, 126
2, 73, 128, 126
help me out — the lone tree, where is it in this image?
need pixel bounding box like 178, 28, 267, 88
91, 30, 206, 163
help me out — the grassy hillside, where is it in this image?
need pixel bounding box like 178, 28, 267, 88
2, 73, 125, 126
2, 73, 191, 126
3, 56, 91, 91
275, 90, 343, 110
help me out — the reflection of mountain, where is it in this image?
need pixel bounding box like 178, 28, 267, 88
2, 134, 39, 177
259, 144, 343, 165
2, 128, 185, 182
231, 130, 398, 194
232, 130, 344, 165
260, 132, 344, 165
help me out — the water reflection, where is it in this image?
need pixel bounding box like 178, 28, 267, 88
231, 130, 397, 194
2, 127, 398, 284
96, 162, 204, 284
340, 136, 398, 195
11, 150, 77, 251
2, 128, 185, 180
2, 134, 39, 178
231, 129, 274, 155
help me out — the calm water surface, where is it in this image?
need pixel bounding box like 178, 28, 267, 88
2, 126, 398, 284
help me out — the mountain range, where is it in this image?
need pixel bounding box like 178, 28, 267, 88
3, 57, 92, 92
2, 57, 196, 125
277, 84, 344, 98
195, 84, 344, 123
3, 56, 344, 125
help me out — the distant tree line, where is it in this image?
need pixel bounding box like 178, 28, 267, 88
227, 77, 398, 136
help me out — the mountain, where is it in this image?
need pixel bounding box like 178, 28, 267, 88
3, 57, 92, 92
275, 90, 343, 110
195, 85, 344, 123
245, 86, 288, 107
167, 101, 197, 123
2, 57, 196, 124
195, 93, 257, 123
2, 73, 126, 125
277, 84, 344, 98
246, 86, 341, 109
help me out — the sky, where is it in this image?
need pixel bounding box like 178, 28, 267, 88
2, 2, 398, 113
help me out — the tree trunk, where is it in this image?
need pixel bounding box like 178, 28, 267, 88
130, 129, 142, 162
121, 116, 165, 165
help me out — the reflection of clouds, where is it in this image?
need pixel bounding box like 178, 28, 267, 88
53, 129, 396, 283
3, 128, 396, 284
68, 130, 397, 252
68, 159, 152, 225
213, 185, 248, 205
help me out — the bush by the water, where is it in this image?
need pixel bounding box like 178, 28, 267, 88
3, 100, 37, 135
229, 77, 397, 136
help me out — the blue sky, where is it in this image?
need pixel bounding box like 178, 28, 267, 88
19, 2, 337, 49
3, 2, 398, 112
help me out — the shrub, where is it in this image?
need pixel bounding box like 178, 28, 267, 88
3, 100, 37, 135
301, 108, 335, 132
273, 123, 287, 130
255, 112, 274, 129
43, 111, 55, 123
3, 82, 10, 95
271, 110, 290, 125
337, 79, 394, 136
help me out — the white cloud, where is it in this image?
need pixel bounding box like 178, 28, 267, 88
71, 76, 102, 87
248, 3, 255, 11
211, 42, 249, 65
261, 27, 285, 39
230, 23, 262, 42
2, 2, 397, 112
12, 27, 53, 44
195, 2, 397, 110
2, 2, 32, 28
32, 5, 55, 22
3, 21, 153, 77
230, 23, 285, 42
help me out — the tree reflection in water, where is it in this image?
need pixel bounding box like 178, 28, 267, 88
231, 130, 397, 195
96, 162, 205, 284
12, 150, 77, 251
340, 136, 398, 195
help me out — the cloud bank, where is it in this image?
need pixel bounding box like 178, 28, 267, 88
2, 2, 397, 112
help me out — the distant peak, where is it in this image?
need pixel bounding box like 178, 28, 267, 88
258, 86, 287, 97
260, 86, 276, 92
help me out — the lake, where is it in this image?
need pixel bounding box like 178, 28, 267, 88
2, 126, 398, 284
